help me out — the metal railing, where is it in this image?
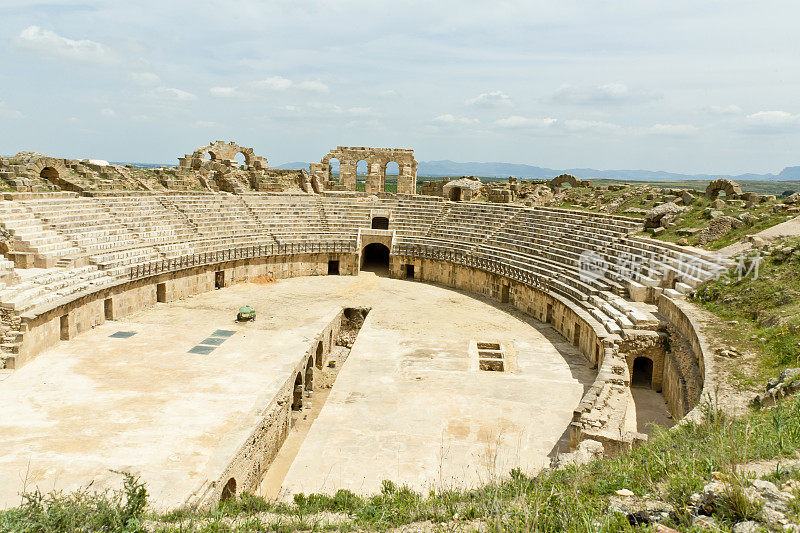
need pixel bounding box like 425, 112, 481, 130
128, 240, 356, 281
394, 242, 549, 293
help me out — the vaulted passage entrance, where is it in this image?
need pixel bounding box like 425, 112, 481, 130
631, 357, 653, 388
361, 243, 390, 275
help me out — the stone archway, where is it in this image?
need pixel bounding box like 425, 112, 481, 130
315, 341, 324, 369
28, 157, 71, 190
312, 147, 418, 195
705, 178, 742, 200
292, 372, 303, 410
220, 477, 236, 502
305, 356, 314, 391
549, 174, 590, 190
361, 242, 390, 274
179, 141, 268, 171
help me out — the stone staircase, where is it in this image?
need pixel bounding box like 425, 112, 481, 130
0, 201, 83, 267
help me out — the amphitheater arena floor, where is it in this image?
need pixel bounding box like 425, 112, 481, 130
0, 273, 670, 508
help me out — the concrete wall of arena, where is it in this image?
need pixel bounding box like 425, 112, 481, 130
389, 255, 612, 368
11, 249, 710, 478
658, 294, 713, 421
15, 252, 358, 368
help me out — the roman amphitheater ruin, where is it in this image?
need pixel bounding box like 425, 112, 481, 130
0, 143, 733, 510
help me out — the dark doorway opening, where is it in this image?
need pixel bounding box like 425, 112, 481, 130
315, 341, 324, 369
328, 260, 340, 275
371, 216, 389, 230
220, 477, 236, 502
305, 356, 314, 390
40, 167, 59, 183
60, 314, 70, 341
104, 298, 114, 320
450, 188, 462, 202
573, 324, 581, 346
500, 284, 510, 303
631, 357, 654, 388
405, 264, 415, 280
546, 303, 553, 324
292, 372, 303, 410
361, 243, 390, 275
156, 283, 166, 303
215, 271, 225, 289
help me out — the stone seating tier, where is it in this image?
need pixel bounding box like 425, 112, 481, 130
0, 193, 730, 315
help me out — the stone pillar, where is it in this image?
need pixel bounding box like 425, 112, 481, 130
339, 161, 357, 190
366, 161, 383, 194
397, 165, 417, 195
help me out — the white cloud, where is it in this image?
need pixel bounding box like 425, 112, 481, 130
130, 72, 161, 86
379, 89, 397, 97
15, 25, 117, 66
194, 120, 216, 127
433, 114, 480, 125
551, 83, 659, 106
495, 116, 557, 129
101, 108, 116, 118
467, 90, 512, 107
645, 123, 699, 136
744, 110, 800, 133
0, 101, 24, 119
296, 80, 329, 93
562, 119, 621, 132
152, 86, 197, 101
706, 104, 742, 115
210, 86, 238, 97
281, 103, 376, 117
252, 76, 294, 91
249, 77, 328, 93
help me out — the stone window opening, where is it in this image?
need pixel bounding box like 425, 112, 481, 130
371, 216, 389, 230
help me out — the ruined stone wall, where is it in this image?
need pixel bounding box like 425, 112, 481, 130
193, 308, 345, 509
313, 146, 418, 195
179, 141, 269, 171
658, 295, 713, 421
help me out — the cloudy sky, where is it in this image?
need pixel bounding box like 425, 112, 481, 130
0, 1, 798, 173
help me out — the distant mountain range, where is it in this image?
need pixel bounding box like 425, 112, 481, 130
274, 161, 800, 181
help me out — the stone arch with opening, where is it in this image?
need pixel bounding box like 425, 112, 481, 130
312, 146, 417, 194
28, 157, 71, 190
304, 355, 314, 391
361, 242, 390, 273
291, 371, 304, 410
705, 178, 742, 200
549, 174, 591, 190
179, 141, 268, 171
220, 477, 236, 502
315, 341, 324, 369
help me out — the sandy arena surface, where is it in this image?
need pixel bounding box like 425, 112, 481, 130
0, 273, 670, 508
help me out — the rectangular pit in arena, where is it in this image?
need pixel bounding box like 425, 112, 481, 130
0, 274, 600, 508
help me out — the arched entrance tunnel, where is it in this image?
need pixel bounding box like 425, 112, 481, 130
361, 243, 390, 274
631, 356, 654, 388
